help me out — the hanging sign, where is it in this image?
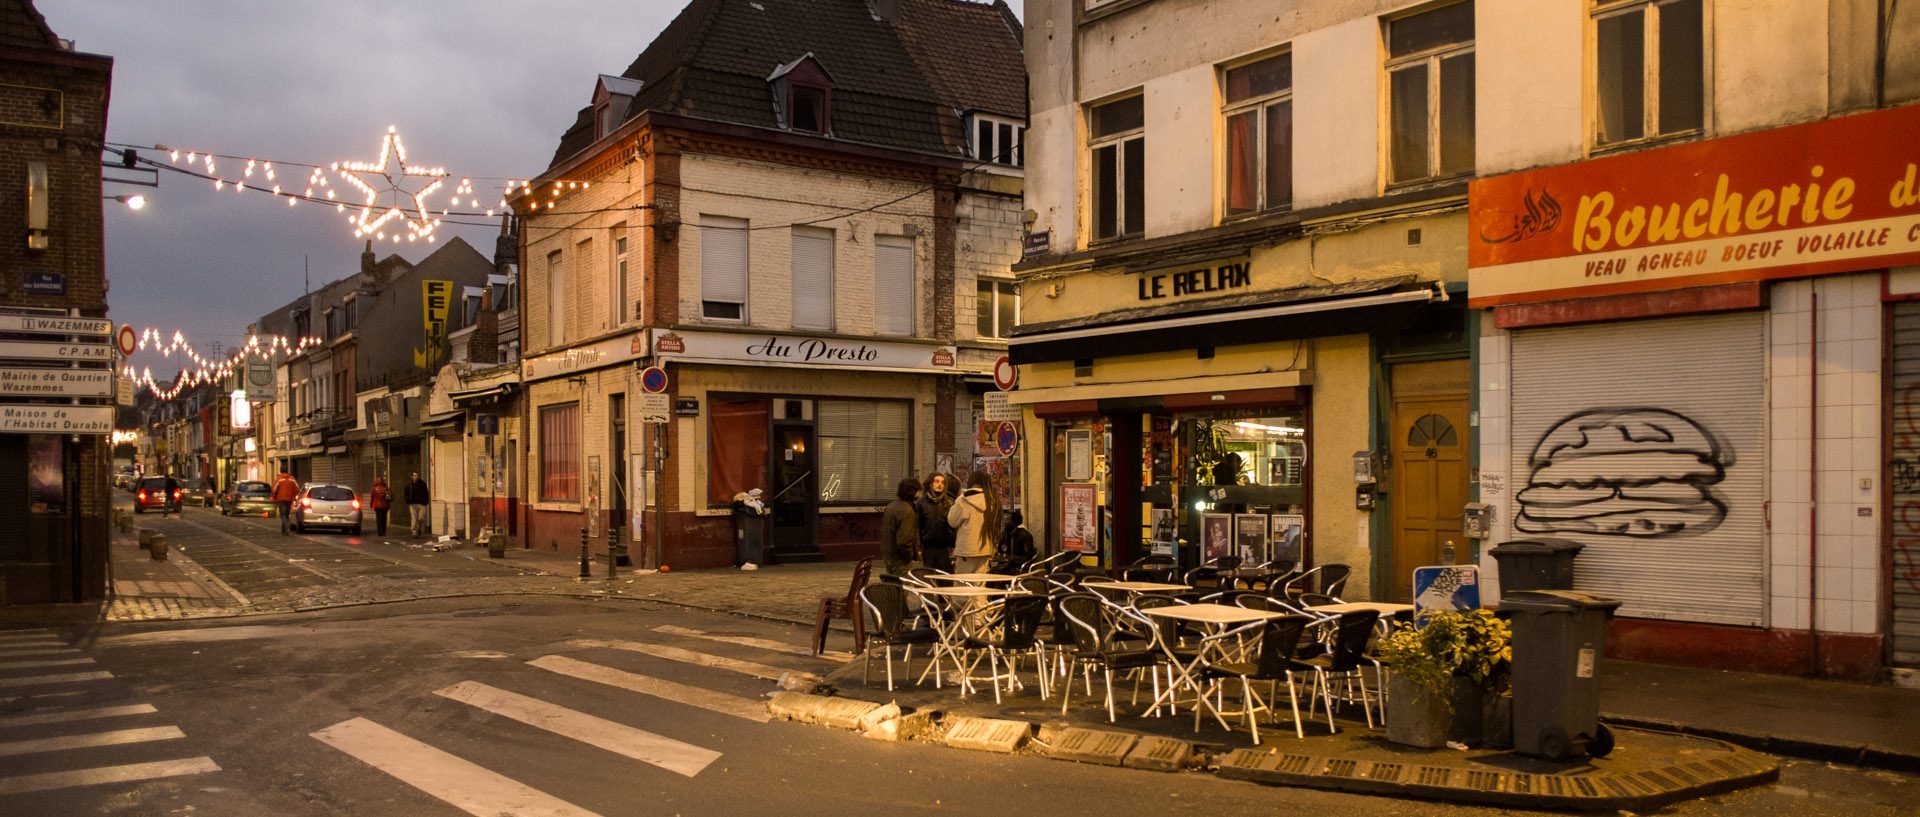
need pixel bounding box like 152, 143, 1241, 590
0, 367, 113, 397
0, 315, 111, 335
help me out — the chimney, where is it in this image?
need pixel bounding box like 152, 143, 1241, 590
361, 240, 375, 277
868, 0, 901, 23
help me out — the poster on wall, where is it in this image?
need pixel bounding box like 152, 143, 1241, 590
1268, 514, 1304, 568
976, 420, 1001, 457
1066, 429, 1093, 480
1149, 508, 1176, 556
1201, 512, 1232, 562
1233, 514, 1268, 565
976, 455, 1021, 507
1061, 483, 1096, 551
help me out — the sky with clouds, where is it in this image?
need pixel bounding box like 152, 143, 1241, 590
41, 0, 1020, 382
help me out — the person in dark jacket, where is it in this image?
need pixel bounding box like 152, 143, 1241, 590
990, 509, 1035, 574
914, 472, 956, 572
406, 472, 430, 537
880, 477, 921, 576
162, 475, 180, 517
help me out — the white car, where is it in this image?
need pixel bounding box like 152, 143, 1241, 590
292, 483, 363, 535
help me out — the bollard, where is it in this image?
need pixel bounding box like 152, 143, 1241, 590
578, 526, 591, 579
149, 534, 168, 561
137, 528, 154, 549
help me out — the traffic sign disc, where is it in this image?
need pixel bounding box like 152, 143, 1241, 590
993, 356, 1017, 390
640, 366, 669, 393
116, 324, 137, 357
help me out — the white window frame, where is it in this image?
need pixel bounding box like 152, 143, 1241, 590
1384, 1, 1476, 186
970, 113, 1024, 166
1592, 0, 1706, 149
611, 225, 629, 326
874, 234, 916, 337
790, 226, 835, 332
976, 277, 1018, 339
1089, 94, 1146, 241
546, 249, 565, 347
1221, 51, 1293, 217
700, 215, 749, 323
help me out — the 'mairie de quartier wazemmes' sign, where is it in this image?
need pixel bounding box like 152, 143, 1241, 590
0, 367, 113, 397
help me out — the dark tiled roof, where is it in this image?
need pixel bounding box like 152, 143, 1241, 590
548, 0, 1024, 170
0, 0, 60, 49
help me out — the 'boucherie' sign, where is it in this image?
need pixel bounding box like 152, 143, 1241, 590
654, 329, 955, 371
1468, 103, 1920, 307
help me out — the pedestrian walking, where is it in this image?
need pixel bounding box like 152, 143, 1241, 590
369, 477, 393, 536
947, 471, 1001, 575
406, 472, 430, 538
915, 472, 956, 572
271, 470, 300, 535
880, 477, 920, 576
162, 475, 180, 518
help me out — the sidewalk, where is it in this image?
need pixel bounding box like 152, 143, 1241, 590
12, 527, 1919, 783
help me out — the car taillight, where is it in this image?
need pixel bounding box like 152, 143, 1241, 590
172, 490, 182, 499
351, 498, 362, 510
137, 490, 147, 501
301, 497, 312, 508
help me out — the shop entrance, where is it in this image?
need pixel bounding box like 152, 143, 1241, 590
1388, 359, 1471, 602
770, 422, 816, 550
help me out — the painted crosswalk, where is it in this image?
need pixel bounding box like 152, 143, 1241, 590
314, 622, 831, 815
0, 629, 220, 799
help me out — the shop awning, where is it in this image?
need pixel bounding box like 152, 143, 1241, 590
1008, 280, 1442, 365
325, 445, 347, 455
448, 383, 517, 405
420, 410, 465, 429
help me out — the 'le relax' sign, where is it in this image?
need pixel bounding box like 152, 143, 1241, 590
654, 329, 956, 371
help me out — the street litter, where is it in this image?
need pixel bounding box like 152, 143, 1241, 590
741, 562, 759, 570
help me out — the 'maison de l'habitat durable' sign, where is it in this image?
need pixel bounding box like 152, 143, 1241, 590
0, 404, 113, 434
1468, 103, 1920, 307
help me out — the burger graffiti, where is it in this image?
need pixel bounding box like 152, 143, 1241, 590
1515, 408, 1729, 538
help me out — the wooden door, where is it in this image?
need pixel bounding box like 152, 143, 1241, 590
1389, 360, 1471, 603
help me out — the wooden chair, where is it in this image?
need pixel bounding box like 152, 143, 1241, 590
814, 556, 876, 655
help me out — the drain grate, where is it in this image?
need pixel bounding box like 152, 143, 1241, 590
1464, 770, 1503, 791
1367, 762, 1403, 783
1415, 766, 1452, 787
1323, 759, 1357, 778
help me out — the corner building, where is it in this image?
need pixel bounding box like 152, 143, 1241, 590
515, 0, 1027, 568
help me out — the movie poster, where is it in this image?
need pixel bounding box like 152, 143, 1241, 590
1233, 514, 1268, 565
1061, 483, 1096, 551
1268, 514, 1304, 568
1149, 508, 1176, 556
1201, 512, 1232, 562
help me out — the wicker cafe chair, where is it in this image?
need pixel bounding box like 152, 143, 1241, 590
956, 594, 1051, 703
1058, 593, 1166, 722
859, 583, 939, 691
1318, 563, 1352, 598
1199, 615, 1317, 741
1295, 609, 1383, 733
813, 556, 874, 655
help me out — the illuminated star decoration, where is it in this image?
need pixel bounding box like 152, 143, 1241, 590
332, 126, 470, 244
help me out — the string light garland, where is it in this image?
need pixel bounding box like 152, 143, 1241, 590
334, 126, 456, 244
122, 329, 322, 401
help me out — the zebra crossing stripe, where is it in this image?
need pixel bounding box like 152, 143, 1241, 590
0, 647, 83, 658
434, 681, 718, 778
0, 703, 157, 726
567, 638, 798, 681
0, 725, 185, 757
312, 717, 604, 817
650, 625, 832, 659
0, 657, 96, 670
528, 655, 771, 723
0, 671, 112, 689
0, 757, 220, 795
0, 634, 62, 646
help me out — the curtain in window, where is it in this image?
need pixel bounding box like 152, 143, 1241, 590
817, 400, 909, 504
540, 403, 579, 501
708, 399, 769, 504
874, 236, 915, 336
791, 227, 834, 330
1226, 111, 1257, 215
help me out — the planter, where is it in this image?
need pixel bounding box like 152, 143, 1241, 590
1386, 673, 1486, 748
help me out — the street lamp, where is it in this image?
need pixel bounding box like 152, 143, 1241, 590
106, 193, 146, 210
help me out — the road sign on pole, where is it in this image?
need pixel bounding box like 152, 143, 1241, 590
116, 324, 138, 357
640, 366, 669, 393
993, 356, 1017, 390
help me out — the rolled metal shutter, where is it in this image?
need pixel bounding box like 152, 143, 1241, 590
1509, 311, 1765, 626
332, 453, 359, 496
310, 456, 334, 486
433, 434, 466, 536
1888, 302, 1920, 666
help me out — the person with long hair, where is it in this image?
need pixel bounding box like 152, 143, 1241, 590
880, 477, 921, 576
916, 471, 957, 571
947, 471, 1001, 574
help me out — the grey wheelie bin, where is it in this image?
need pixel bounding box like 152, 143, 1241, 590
1489, 538, 1584, 595
1499, 589, 1623, 760
730, 502, 770, 566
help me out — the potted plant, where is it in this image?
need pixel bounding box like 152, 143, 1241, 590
1375, 608, 1512, 748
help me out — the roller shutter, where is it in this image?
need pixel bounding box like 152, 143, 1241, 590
1888, 302, 1920, 667
1509, 312, 1765, 626
433, 434, 467, 537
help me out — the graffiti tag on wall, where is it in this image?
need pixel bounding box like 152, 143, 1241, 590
1891, 382, 1920, 595
1515, 408, 1729, 538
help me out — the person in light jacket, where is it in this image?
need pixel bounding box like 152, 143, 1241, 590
947, 471, 1001, 574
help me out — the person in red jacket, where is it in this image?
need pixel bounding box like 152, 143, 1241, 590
271, 471, 300, 535
369, 477, 393, 536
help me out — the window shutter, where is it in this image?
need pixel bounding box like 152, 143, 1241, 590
818, 400, 910, 504
791, 227, 834, 330
874, 235, 915, 336
701, 216, 749, 316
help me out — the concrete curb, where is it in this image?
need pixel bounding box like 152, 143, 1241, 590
1600, 714, 1920, 775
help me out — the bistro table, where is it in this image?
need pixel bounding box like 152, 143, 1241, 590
1306, 601, 1414, 616
928, 572, 1020, 585
1138, 603, 1289, 732
907, 584, 1015, 692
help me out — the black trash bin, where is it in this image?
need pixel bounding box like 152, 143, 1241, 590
1490, 538, 1584, 595
1500, 589, 1623, 760
730, 503, 770, 566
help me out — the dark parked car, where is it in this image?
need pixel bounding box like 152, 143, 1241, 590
133, 477, 180, 514
292, 483, 362, 534
221, 481, 276, 517
179, 478, 217, 507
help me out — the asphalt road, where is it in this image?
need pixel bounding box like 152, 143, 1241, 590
4, 598, 1915, 817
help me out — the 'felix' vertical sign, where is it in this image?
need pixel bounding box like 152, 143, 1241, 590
415, 280, 453, 368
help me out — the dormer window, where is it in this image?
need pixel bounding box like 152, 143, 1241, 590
769, 54, 833, 135
969, 113, 1024, 166
591, 74, 644, 140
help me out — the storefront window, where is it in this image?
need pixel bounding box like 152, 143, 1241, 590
708, 399, 769, 505
28, 435, 64, 513
539, 403, 580, 501
1177, 410, 1307, 566
817, 400, 909, 504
